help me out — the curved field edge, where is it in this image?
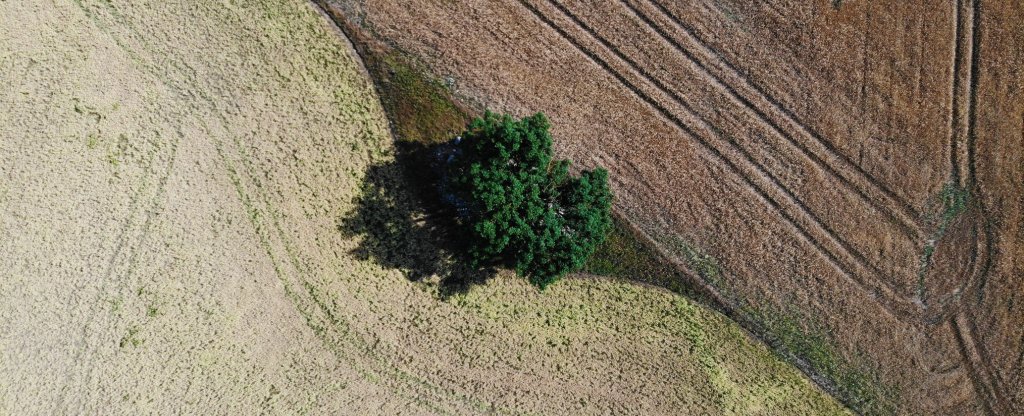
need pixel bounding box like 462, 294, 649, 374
316, 1, 902, 413
0, 0, 845, 414
316, 2, 850, 414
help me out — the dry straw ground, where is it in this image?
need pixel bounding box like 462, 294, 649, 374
0, 0, 845, 414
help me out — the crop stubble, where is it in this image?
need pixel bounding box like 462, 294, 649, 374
0, 0, 849, 414
325, 0, 1023, 413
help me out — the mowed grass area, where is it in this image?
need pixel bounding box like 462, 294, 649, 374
0, 0, 847, 414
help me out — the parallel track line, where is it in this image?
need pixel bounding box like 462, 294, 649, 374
636, 0, 923, 238
518, 0, 917, 317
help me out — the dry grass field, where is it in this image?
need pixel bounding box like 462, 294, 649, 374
0, 0, 847, 414
322, 0, 1024, 413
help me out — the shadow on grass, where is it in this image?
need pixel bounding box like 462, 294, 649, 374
338, 142, 496, 297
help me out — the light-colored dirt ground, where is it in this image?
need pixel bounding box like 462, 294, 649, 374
0, 0, 846, 414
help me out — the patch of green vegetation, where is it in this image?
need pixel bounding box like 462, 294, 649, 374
583, 216, 705, 300
713, 1, 742, 23
324, 5, 470, 145
119, 326, 143, 348
107, 296, 123, 314
441, 112, 613, 289
917, 182, 971, 298
146, 305, 159, 317
372, 52, 469, 145
86, 132, 100, 149
935, 182, 970, 235
654, 234, 725, 294
673, 300, 736, 408
747, 306, 897, 415
681, 244, 722, 287
919, 242, 937, 271
106, 149, 121, 167
584, 216, 663, 277
72, 97, 104, 123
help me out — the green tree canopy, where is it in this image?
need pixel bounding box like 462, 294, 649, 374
442, 111, 612, 288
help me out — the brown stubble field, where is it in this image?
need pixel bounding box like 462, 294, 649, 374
323, 0, 1023, 413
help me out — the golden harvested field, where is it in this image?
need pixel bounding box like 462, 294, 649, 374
323, 0, 1024, 413
0, 0, 847, 414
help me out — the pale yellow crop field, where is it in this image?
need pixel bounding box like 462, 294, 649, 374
0, 0, 846, 414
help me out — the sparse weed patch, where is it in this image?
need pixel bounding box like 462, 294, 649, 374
746, 306, 897, 415
917, 181, 972, 298
935, 182, 970, 235
584, 215, 705, 300
373, 53, 469, 145
654, 233, 725, 294
86, 132, 100, 149
119, 326, 143, 348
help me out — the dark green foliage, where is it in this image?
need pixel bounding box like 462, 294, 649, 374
444, 112, 613, 288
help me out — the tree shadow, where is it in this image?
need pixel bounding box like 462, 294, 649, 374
338, 141, 496, 297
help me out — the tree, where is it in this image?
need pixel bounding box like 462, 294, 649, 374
439, 111, 612, 288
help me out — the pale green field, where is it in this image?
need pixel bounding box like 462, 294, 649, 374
0, 0, 847, 414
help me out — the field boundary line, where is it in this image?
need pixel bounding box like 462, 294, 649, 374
631, 0, 923, 239
518, 0, 919, 318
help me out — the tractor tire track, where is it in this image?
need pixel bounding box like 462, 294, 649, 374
536, 0, 918, 311
949, 0, 973, 187
57, 136, 175, 410
1014, 336, 1024, 402
518, 0, 918, 318
634, 0, 923, 238
952, 312, 1013, 415
549, 0, 914, 295
189, 67, 472, 416
56, 2, 454, 413
74, 132, 181, 412
947, 0, 1006, 412
217, 127, 479, 416
57, 1, 182, 408
965, 0, 982, 188
180, 4, 511, 411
